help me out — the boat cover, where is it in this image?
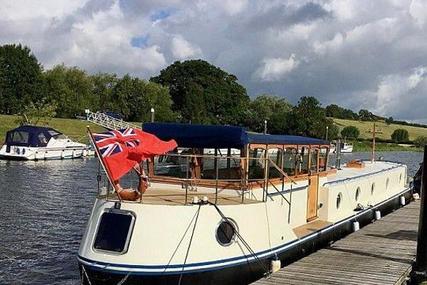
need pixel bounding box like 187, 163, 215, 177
5, 125, 62, 147
143, 123, 329, 149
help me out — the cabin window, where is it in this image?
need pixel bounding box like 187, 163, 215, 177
268, 148, 282, 179
336, 193, 342, 209
319, 147, 328, 172
93, 210, 135, 253
153, 149, 188, 178
355, 187, 361, 201
248, 148, 266, 179
38, 133, 48, 146
297, 147, 309, 175
8, 131, 29, 144
202, 148, 241, 180
216, 219, 237, 246
283, 148, 296, 176
310, 148, 319, 173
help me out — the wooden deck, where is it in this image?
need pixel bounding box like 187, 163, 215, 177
253, 201, 420, 285
99, 189, 260, 205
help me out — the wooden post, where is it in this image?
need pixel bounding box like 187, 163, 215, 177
372, 122, 376, 163
415, 146, 427, 273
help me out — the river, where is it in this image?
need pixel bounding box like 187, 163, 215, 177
0, 152, 423, 284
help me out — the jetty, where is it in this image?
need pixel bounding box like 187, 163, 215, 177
252, 200, 420, 285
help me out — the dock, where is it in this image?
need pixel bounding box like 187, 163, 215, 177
253, 201, 420, 285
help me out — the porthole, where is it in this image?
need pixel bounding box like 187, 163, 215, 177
336, 193, 343, 209
386, 178, 390, 190
355, 187, 361, 201
371, 183, 375, 196
216, 218, 238, 246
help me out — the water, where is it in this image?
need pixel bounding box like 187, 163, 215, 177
0, 152, 423, 284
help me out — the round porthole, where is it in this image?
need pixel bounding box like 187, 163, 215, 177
371, 183, 375, 196
355, 187, 361, 201
336, 193, 343, 209
386, 178, 390, 190
216, 219, 237, 246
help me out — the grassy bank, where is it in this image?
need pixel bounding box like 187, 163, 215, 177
0, 114, 105, 143
352, 140, 422, 152
333, 118, 427, 141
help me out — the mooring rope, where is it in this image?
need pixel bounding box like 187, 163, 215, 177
162, 204, 202, 275
81, 265, 93, 285
177, 204, 202, 285
209, 202, 270, 276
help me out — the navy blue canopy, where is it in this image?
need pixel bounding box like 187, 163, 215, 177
143, 123, 329, 149
5, 125, 62, 147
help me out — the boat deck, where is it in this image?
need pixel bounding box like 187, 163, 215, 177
99, 188, 261, 206
252, 200, 419, 285
326, 160, 404, 185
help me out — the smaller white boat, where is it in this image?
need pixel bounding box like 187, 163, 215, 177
332, 141, 353, 153
0, 125, 93, 160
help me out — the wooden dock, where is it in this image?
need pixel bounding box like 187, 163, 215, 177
253, 201, 420, 285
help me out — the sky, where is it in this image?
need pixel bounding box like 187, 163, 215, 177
1, 0, 427, 123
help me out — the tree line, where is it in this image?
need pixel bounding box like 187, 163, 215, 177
0, 43, 422, 141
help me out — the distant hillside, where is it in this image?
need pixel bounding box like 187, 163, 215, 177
333, 118, 427, 141
0, 114, 105, 143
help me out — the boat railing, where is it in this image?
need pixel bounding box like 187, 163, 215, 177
96, 152, 307, 205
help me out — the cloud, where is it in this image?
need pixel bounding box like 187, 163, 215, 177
1, 0, 427, 122
171, 35, 202, 60
255, 54, 299, 81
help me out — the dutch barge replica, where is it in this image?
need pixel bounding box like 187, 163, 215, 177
78, 123, 413, 285
0, 125, 92, 160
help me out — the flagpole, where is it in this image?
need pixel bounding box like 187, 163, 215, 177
87, 126, 122, 201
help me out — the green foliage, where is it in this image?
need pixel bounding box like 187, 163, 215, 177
414, 136, 427, 148
391, 128, 409, 143
17, 99, 57, 126
151, 60, 250, 124
341, 126, 360, 139
43, 65, 93, 118
247, 94, 292, 133
385, 116, 393, 125
0, 44, 43, 114
287, 96, 329, 138
325, 104, 358, 120
358, 109, 374, 121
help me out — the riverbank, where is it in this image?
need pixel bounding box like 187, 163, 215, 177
0, 114, 104, 143
353, 140, 423, 152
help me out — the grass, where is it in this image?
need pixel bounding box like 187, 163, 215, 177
352, 140, 422, 152
0, 114, 105, 144
333, 118, 427, 141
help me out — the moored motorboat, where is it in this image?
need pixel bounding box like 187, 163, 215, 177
78, 123, 412, 285
0, 125, 93, 160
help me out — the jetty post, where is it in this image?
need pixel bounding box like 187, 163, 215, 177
415, 146, 427, 273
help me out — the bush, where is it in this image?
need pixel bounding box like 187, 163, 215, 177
414, 136, 427, 148
391, 129, 409, 143
341, 126, 360, 139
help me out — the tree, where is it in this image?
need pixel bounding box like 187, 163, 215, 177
247, 94, 292, 133
91, 73, 118, 111
151, 59, 250, 124
0, 44, 43, 114
414, 136, 427, 148
341, 126, 360, 139
325, 104, 358, 119
286, 96, 328, 138
391, 129, 409, 143
358, 109, 374, 121
43, 65, 93, 118
385, 116, 394, 125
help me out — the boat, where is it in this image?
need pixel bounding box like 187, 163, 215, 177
332, 140, 353, 153
0, 125, 93, 160
78, 123, 412, 285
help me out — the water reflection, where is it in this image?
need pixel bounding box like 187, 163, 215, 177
0, 152, 423, 284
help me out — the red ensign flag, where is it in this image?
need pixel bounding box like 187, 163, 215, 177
92, 128, 177, 181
